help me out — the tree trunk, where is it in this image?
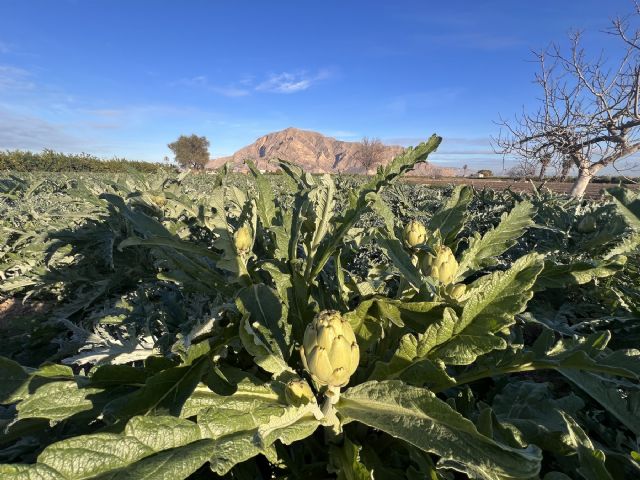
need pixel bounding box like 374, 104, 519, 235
538, 163, 547, 181
559, 158, 572, 182
569, 164, 602, 197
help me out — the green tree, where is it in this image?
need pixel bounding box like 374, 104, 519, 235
168, 134, 210, 170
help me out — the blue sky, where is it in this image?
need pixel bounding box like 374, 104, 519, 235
0, 0, 636, 172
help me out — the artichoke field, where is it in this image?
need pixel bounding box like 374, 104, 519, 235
1, 136, 640, 479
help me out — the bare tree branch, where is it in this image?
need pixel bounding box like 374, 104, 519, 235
494, 6, 640, 196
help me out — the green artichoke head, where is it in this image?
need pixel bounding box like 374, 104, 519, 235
422, 245, 458, 284
577, 214, 597, 234
445, 283, 466, 300
234, 225, 253, 254
301, 310, 360, 388
403, 220, 428, 249
284, 378, 316, 406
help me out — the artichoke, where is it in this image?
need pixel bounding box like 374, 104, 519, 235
445, 283, 466, 300
403, 220, 428, 249
285, 379, 316, 406
577, 214, 597, 234
234, 225, 253, 254
421, 245, 458, 284
301, 310, 360, 388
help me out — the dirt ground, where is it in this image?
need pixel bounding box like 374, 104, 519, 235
402, 177, 638, 198
0, 298, 52, 326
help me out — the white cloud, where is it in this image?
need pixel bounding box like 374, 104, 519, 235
173, 69, 333, 97
256, 69, 332, 94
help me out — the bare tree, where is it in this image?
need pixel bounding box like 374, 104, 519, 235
494, 6, 640, 197
462, 164, 468, 177
354, 137, 386, 172
507, 162, 537, 179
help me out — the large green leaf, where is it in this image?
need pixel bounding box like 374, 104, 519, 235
607, 187, 640, 231
492, 381, 585, 454
458, 253, 544, 336
427, 185, 473, 246
535, 256, 627, 291
246, 160, 277, 228
456, 201, 536, 280
338, 381, 542, 480
104, 356, 208, 420
303, 174, 336, 280
16, 381, 102, 422
236, 284, 293, 376
0, 416, 212, 480
435, 328, 640, 394
185, 377, 320, 475
561, 412, 614, 480
0, 357, 31, 404
375, 234, 426, 291
369, 308, 456, 387
560, 370, 640, 437
431, 253, 543, 365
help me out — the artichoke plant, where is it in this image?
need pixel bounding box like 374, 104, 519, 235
301, 310, 360, 398
403, 219, 428, 249
421, 244, 458, 284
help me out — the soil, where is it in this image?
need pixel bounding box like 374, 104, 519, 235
402, 177, 638, 198
0, 298, 53, 327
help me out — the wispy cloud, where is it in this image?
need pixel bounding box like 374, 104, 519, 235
0, 41, 10, 54
256, 69, 332, 94
174, 69, 333, 97
0, 106, 85, 150
0, 64, 35, 91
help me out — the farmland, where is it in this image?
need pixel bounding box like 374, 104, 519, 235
404, 177, 639, 198
1, 137, 640, 479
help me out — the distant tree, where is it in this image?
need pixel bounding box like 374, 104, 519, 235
507, 162, 536, 179
462, 164, 468, 177
477, 169, 493, 177
168, 134, 210, 170
354, 137, 386, 172
495, 5, 640, 196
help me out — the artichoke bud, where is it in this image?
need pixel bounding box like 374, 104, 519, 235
284, 379, 316, 406
445, 283, 466, 300
403, 220, 428, 249
421, 245, 458, 284
149, 194, 167, 207
234, 225, 253, 254
301, 310, 360, 388
577, 214, 597, 234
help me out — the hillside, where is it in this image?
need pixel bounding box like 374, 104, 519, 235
205, 127, 405, 174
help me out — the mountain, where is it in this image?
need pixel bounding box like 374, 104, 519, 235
205, 127, 404, 173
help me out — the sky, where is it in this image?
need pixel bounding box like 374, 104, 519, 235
0, 0, 637, 173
